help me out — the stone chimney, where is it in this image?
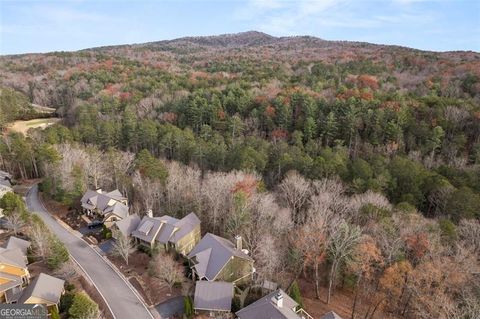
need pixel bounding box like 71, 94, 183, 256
274, 291, 283, 308
235, 235, 242, 250
146, 209, 153, 218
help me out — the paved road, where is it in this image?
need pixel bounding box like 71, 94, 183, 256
26, 185, 154, 319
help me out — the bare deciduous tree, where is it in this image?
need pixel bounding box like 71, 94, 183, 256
133, 171, 163, 213
327, 220, 361, 304
30, 222, 50, 259
112, 234, 135, 266
278, 171, 311, 224
149, 253, 184, 292
4, 209, 25, 235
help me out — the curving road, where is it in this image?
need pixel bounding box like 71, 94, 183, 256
25, 184, 154, 319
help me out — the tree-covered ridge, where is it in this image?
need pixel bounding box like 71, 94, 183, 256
0, 32, 479, 220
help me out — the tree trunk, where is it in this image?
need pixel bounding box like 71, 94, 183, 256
327, 260, 337, 304
368, 298, 384, 319
315, 261, 320, 299
351, 276, 361, 319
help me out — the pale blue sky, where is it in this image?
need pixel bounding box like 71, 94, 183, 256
1, 0, 479, 54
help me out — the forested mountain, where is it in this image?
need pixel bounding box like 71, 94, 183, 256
0, 32, 479, 318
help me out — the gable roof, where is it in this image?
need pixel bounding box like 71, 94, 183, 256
0, 248, 27, 268
131, 216, 163, 244
321, 311, 343, 319
187, 233, 252, 281
236, 289, 301, 319
0, 271, 23, 293
104, 202, 129, 219
114, 214, 141, 237
194, 281, 233, 312
4, 236, 30, 256
18, 273, 64, 305
169, 212, 201, 244
81, 189, 127, 215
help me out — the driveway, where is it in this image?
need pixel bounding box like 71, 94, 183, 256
155, 296, 185, 318
25, 184, 154, 319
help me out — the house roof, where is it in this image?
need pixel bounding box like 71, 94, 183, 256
18, 273, 64, 305
194, 281, 233, 312
187, 233, 253, 281
321, 311, 343, 319
236, 289, 301, 319
104, 202, 129, 219
114, 214, 141, 237
0, 271, 23, 293
131, 216, 163, 244
4, 236, 30, 256
81, 189, 127, 215
0, 248, 27, 268
169, 212, 201, 244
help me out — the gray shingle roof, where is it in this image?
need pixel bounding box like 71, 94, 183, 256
187, 233, 253, 281
236, 289, 301, 319
169, 212, 200, 244
18, 273, 64, 305
194, 281, 233, 312
131, 216, 163, 244
0, 271, 23, 293
4, 236, 30, 256
0, 248, 27, 268
115, 214, 141, 237
104, 202, 129, 219
81, 189, 127, 216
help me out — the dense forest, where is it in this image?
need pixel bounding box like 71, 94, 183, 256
0, 31, 479, 318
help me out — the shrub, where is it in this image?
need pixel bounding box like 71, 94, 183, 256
184, 296, 194, 319
289, 281, 304, 309
59, 293, 75, 313
439, 219, 457, 243
50, 308, 60, 319
68, 292, 99, 319
47, 238, 70, 270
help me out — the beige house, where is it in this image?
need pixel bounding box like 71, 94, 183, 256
19, 273, 65, 314
131, 212, 201, 256
80, 189, 129, 227
0, 237, 31, 303
188, 233, 254, 284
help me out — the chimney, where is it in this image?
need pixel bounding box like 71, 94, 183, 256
235, 235, 242, 250
96, 188, 102, 194
146, 209, 153, 218
274, 291, 283, 308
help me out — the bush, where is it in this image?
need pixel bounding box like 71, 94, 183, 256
184, 296, 194, 319
59, 293, 75, 313
289, 281, 304, 309
47, 238, 70, 270
50, 308, 60, 319
68, 292, 99, 319
439, 219, 457, 243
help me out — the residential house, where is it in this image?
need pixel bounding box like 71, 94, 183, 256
111, 213, 141, 240
0, 237, 31, 303
80, 189, 129, 227
194, 281, 233, 317
18, 273, 65, 313
320, 311, 343, 319
131, 212, 201, 255
236, 289, 313, 319
188, 233, 254, 284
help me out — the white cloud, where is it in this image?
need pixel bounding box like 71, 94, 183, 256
236, 0, 434, 36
